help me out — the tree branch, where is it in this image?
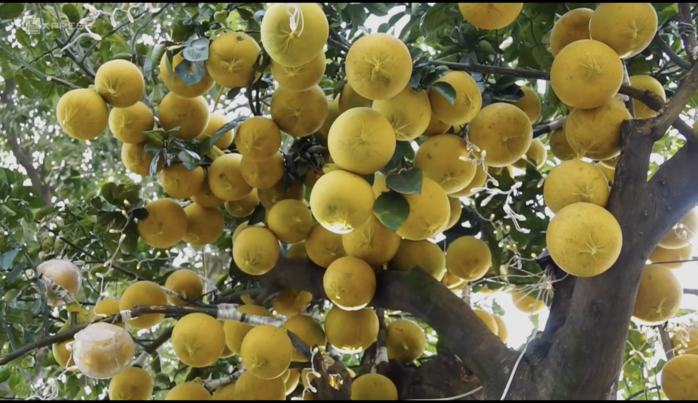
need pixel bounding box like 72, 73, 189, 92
129, 4, 173, 63
657, 324, 675, 361
685, 288, 698, 296
532, 117, 566, 139
0, 43, 79, 89
678, 3, 698, 63
654, 62, 698, 136
539, 254, 576, 343
654, 34, 692, 70
618, 85, 697, 141
429, 60, 549, 81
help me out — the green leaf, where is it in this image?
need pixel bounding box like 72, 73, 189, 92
247, 203, 266, 226
0, 3, 24, 19
0, 249, 19, 270
100, 182, 118, 206
198, 118, 242, 155
61, 4, 80, 23
174, 59, 207, 86
386, 167, 423, 195
132, 208, 149, 220
121, 221, 140, 255
373, 191, 410, 232
361, 173, 375, 186
181, 37, 210, 62
492, 299, 505, 316
0, 366, 11, 384
145, 43, 167, 82
178, 150, 201, 170
431, 82, 457, 105
149, 153, 162, 177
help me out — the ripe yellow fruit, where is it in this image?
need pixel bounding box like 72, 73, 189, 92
136, 198, 188, 249
270, 84, 328, 137
338, 82, 372, 113
444, 197, 462, 231
309, 169, 375, 234
324, 306, 379, 353
270, 52, 326, 92
372, 86, 431, 141
272, 288, 312, 316
261, 3, 328, 67
259, 179, 305, 209
565, 97, 630, 161
543, 159, 610, 214
458, 3, 523, 30
56, 88, 109, 140
305, 223, 347, 267
473, 309, 498, 334
513, 138, 547, 169
672, 328, 698, 356
52, 338, 76, 368
342, 215, 401, 266
119, 281, 168, 329
160, 52, 214, 98
241, 324, 293, 379
159, 163, 206, 199
222, 304, 274, 354
649, 244, 692, 270
72, 322, 135, 379
233, 226, 280, 275
234, 370, 286, 400
629, 75, 666, 119
205, 32, 261, 89
385, 319, 425, 363
95, 59, 144, 108
108, 366, 153, 400
468, 102, 533, 167
285, 369, 301, 396
546, 202, 623, 277
658, 208, 698, 250
172, 313, 226, 367
164, 269, 203, 305
446, 236, 492, 281
267, 199, 313, 244
108, 101, 154, 144
224, 189, 259, 217
492, 315, 508, 343
389, 239, 447, 281
323, 256, 377, 310
633, 264, 683, 325
428, 71, 482, 126
235, 117, 283, 162
548, 127, 577, 161
512, 86, 541, 123
351, 373, 398, 400
208, 153, 253, 201
423, 109, 452, 137
511, 289, 546, 314
158, 92, 210, 140
286, 242, 307, 260
550, 39, 624, 110
442, 271, 468, 290
318, 96, 341, 144
396, 177, 451, 241
283, 314, 326, 362
191, 174, 225, 208
345, 33, 412, 100
211, 382, 236, 400
449, 164, 488, 199
589, 3, 658, 59
597, 162, 615, 184
196, 113, 234, 150
661, 354, 698, 400
414, 133, 477, 194
37, 259, 81, 307
600, 155, 619, 169
241, 152, 285, 189
121, 142, 163, 176
549, 8, 593, 57
165, 382, 211, 400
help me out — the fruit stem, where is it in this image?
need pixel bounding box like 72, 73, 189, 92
207, 146, 226, 161
212, 86, 226, 113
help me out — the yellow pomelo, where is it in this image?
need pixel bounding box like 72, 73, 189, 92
191, 174, 225, 208
205, 32, 261, 89
182, 203, 225, 246
225, 189, 259, 217
309, 169, 375, 234
208, 153, 253, 201
449, 164, 488, 198
565, 97, 630, 161
597, 162, 615, 184
283, 315, 326, 362
270, 84, 328, 137
72, 322, 135, 379
658, 208, 698, 250
56, 88, 109, 140
305, 223, 347, 267
589, 3, 658, 59
37, 259, 81, 307
396, 177, 451, 241
137, 198, 187, 249
318, 96, 340, 145
93, 298, 122, 327
511, 289, 546, 314
241, 152, 285, 189
442, 271, 467, 290
468, 102, 533, 167
286, 242, 307, 261
196, 113, 234, 150
164, 269, 203, 305
649, 244, 692, 270
267, 199, 313, 244
95, 59, 144, 108
324, 306, 378, 353
458, 3, 523, 30
172, 313, 226, 367
271, 51, 326, 92
414, 133, 477, 194
492, 315, 508, 343
121, 142, 163, 176
372, 172, 389, 199
119, 281, 167, 329
234, 370, 286, 400
546, 202, 623, 277
661, 354, 698, 400
372, 86, 431, 141
444, 197, 462, 231
165, 382, 211, 400
345, 33, 412, 100
260, 3, 328, 67
272, 288, 312, 316
323, 256, 377, 310
158, 92, 210, 140
629, 75, 666, 119
328, 107, 396, 175
445, 235, 492, 281
389, 239, 447, 281
633, 264, 683, 325
235, 116, 283, 162
385, 319, 425, 363
241, 324, 293, 380
548, 127, 577, 161
428, 71, 482, 126
550, 39, 624, 110
512, 86, 541, 123
258, 179, 305, 209
285, 369, 301, 395
160, 52, 214, 98
222, 304, 274, 354
351, 373, 398, 400
513, 138, 547, 169
549, 8, 593, 57
108, 366, 153, 400
233, 226, 280, 275
543, 159, 610, 213
672, 328, 698, 356
337, 82, 372, 113
342, 214, 401, 266
108, 101, 154, 144
159, 163, 206, 199
472, 309, 498, 334
423, 109, 452, 137
211, 382, 235, 400
600, 155, 619, 169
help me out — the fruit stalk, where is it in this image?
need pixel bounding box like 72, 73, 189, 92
207, 145, 226, 161
215, 303, 285, 326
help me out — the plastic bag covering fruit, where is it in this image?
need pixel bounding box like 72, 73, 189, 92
72, 322, 135, 379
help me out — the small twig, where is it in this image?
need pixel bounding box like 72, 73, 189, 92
372, 308, 389, 375
684, 288, 698, 296
678, 3, 698, 64
0, 44, 79, 89
54, 38, 95, 80
654, 34, 692, 70
625, 385, 662, 400
657, 324, 675, 361
130, 3, 173, 63
143, 326, 174, 355
246, 51, 264, 116
429, 60, 549, 80
532, 116, 566, 138
653, 61, 698, 136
